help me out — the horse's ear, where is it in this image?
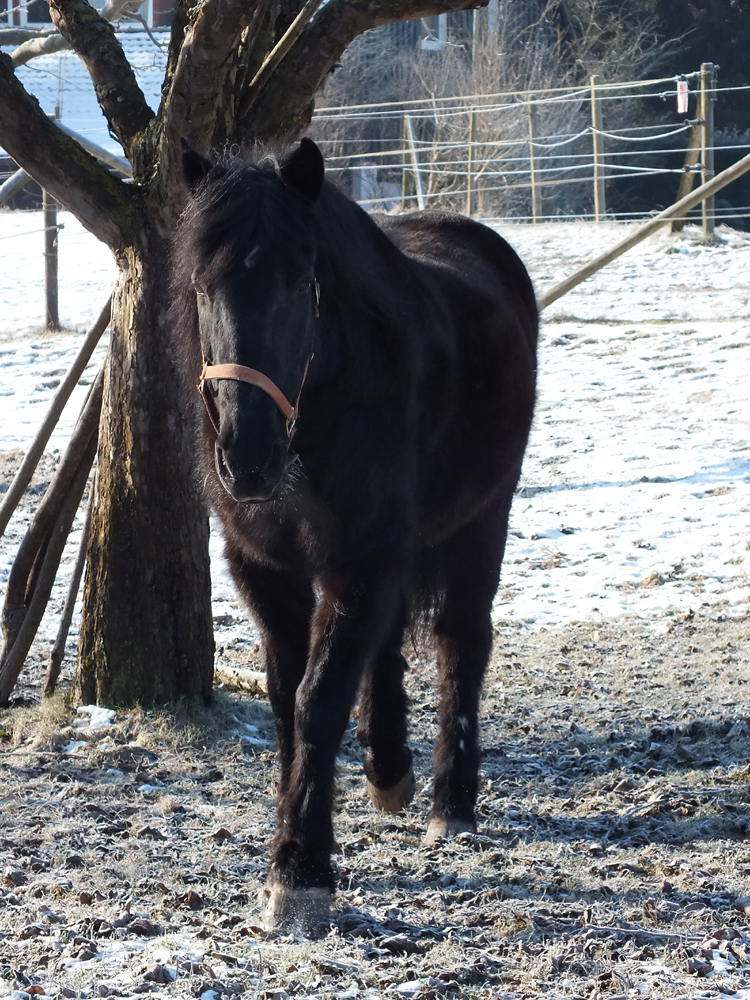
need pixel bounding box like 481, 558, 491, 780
279, 137, 324, 204
181, 139, 214, 192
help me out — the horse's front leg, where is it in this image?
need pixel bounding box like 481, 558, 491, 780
263, 565, 404, 931
225, 548, 314, 797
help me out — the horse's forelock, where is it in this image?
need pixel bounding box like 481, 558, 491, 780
182, 161, 315, 289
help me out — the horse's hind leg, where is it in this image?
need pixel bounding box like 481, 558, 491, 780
426, 506, 508, 845
357, 610, 416, 812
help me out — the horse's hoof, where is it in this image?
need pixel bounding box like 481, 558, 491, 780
368, 769, 416, 812
261, 882, 332, 933
424, 816, 476, 846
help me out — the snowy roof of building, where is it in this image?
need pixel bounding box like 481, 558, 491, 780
1, 30, 168, 158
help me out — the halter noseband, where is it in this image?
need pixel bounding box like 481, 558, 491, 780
197, 355, 310, 438
196, 280, 319, 439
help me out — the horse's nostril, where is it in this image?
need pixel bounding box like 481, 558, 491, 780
215, 445, 233, 482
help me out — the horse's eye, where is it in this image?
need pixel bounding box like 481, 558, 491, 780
298, 279, 312, 294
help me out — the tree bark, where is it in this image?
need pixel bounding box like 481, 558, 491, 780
75, 233, 214, 706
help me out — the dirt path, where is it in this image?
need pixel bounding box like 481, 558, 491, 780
1, 609, 749, 999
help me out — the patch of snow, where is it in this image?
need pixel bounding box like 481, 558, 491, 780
74, 704, 116, 729
0, 211, 747, 648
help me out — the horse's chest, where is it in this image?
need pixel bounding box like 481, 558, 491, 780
227, 501, 335, 574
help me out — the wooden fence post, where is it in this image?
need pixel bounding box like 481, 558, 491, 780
528, 94, 541, 223
466, 107, 476, 216
670, 121, 702, 233
43, 188, 59, 330
401, 115, 409, 209
591, 74, 606, 221
700, 61, 715, 240
405, 114, 426, 210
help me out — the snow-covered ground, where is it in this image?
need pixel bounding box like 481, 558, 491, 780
0, 211, 748, 653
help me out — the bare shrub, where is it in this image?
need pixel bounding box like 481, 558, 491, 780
311, 0, 680, 217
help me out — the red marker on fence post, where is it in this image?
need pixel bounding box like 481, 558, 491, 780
677, 79, 689, 115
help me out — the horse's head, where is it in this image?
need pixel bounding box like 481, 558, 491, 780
180, 138, 325, 503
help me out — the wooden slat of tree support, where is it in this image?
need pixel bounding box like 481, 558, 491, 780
238, 0, 324, 118
44, 480, 95, 696
0, 296, 111, 541
0, 369, 103, 704
538, 148, 750, 310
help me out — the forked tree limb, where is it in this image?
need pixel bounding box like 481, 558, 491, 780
0, 368, 104, 691
0, 57, 135, 249
241, 0, 488, 145
49, 0, 154, 154
0, 297, 111, 542
152, 0, 271, 221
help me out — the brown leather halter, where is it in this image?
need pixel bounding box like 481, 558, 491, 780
196, 280, 319, 439
197, 355, 310, 438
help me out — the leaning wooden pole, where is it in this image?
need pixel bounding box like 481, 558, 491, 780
44, 476, 95, 697
538, 149, 750, 310
0, 369, 103, 704
0, 296, 110, 541
239, 0, 324, 115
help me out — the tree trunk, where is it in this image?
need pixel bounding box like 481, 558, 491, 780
74, 229, 214, 707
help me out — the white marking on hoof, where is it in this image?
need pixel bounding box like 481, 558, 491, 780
367, 769, 416, 812
424, 816, 476, 846
261, 882, 332, 933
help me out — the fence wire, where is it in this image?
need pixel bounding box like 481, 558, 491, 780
310, 73, 750, 224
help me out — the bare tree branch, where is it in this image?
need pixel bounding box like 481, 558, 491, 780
163, 0, 270, 152
11, 0, 134, 66
240, 0, 488, 145
150, 0, 271, 227
0, 28, 55, 47
0, 54, 135, 249
48, 0, 154, 153
238, 0, 325, 120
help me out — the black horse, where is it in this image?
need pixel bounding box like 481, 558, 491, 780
173, 137, 537, 930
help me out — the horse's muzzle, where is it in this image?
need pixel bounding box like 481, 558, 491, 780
214, 440, 284, 503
